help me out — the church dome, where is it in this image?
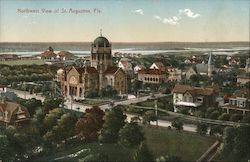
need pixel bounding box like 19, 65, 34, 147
93, 36, 110, 47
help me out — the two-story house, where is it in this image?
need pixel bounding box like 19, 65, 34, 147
222, 88, 250, 115
172, 84, 219, 113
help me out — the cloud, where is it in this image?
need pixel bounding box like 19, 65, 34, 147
133, 9, 144, 15
154, 15, 162, 21
154, 8, 200, 25
163, 17, 179, 25
179, 9, 200, 18
155, 15, 180, 25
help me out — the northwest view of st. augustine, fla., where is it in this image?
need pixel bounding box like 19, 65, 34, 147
0, 0, 249, 162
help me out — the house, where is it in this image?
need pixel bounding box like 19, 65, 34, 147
172, 84, 219, 113
0, 84, 7, 93
167, 67, 182, 82
40, 46, 57, 60
137, 68, 166, 84
0, 54, 19, 61
57, 51, 75, 60
118, 58, 134, 78
222, 88, 250, 115
0, 100, 30, 126
185, 66, 197, 80
134, 65, 146, 74
150, 62, 165, 72
237, 57, 250, 85
186, 53, 215, 79
237, 73, 250, 85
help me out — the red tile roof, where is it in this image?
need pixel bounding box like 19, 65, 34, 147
75, 67, 98, 74
138, 68, 164, 75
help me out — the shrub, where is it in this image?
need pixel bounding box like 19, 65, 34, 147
229, 114, 243, 122
218, 113, 231, 121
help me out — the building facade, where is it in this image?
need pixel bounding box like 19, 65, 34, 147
137, 69, 166, 84
58, 34, 127, 99
222, 88, 250, 115
172, 84, 219, 113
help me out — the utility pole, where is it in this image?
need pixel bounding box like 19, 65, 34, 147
154, 99, 158, 127
24, 82, 26, 99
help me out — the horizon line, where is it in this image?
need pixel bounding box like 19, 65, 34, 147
1, 41, 249, 44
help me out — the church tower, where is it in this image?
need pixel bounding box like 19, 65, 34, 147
207, 52, 214, 77
91, 30, 112, 72
245, 57, 250, 73
91, 30, 112, 90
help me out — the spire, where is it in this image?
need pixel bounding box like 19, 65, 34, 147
208, 52, 213, 65
84, 60, 88, 74
100, 29, 102, 36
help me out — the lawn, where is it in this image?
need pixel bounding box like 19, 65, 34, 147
144, 127, 216, 161
34, 143, 135, 162
33, 126, 215, 162
0, 59, 45, 65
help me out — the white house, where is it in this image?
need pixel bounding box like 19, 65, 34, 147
150, 62, 165, 72
0, 84, 7, 93
134, 65, 146, 74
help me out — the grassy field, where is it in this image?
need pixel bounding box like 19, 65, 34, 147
34, 143, 135, 162
0, 59, 45, 65
33, 126, 215, 161
144, 127, 216, 161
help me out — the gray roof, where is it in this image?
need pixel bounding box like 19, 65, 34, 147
196, 63, 208, 74
93, 36, 110, 47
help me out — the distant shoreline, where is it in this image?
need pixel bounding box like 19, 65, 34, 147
0, 41, 249, 44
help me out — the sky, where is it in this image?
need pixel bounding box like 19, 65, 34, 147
0, 0, 249, 42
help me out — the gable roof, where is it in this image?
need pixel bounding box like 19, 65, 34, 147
75, 66, 98, 74
172, 84, 217, 96
0, 101, 30, 123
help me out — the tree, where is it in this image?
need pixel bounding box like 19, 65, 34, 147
75, 106, 104, 141
196, 123, 208, 135
99, 106, 126, 143
133, 142, 154, 162
0, 135, 14, 161
131, 80, 143, 95
43, 108, 65, 130
43, 97, 62, 113
171, 119, 183, 131
241, 114, 250, 123
218, 113, 231, 121
142, 110, 157, 125
17, 98, 42, 117
229, 114, 243, 122
99, 85, 118, 98
118, 122, 144, 147
208, 110, 220, 119
53, 113, 77, 142
221, 126, 250, 161
209, 125, 223, 136
84, 88, 99, 98
0, 92, 17, 101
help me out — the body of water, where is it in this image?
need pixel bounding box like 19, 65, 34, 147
0, 42, 249, 56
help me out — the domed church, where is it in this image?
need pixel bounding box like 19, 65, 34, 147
58, 33, 127, 99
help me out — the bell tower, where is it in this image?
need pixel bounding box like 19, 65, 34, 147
91, 30, 112, 72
